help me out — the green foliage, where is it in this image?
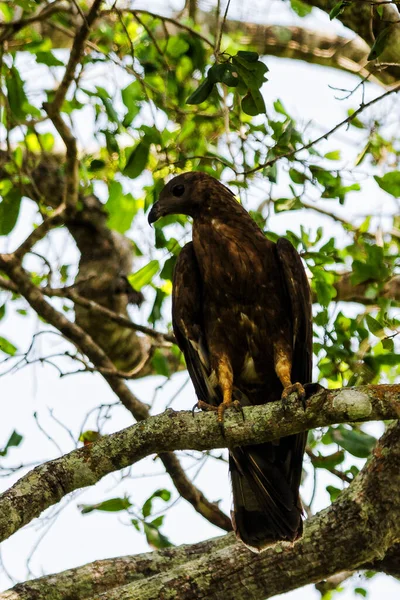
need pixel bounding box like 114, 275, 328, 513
368, 26, 392, 61
80, 497, 132, 514
188, 51, 268, 116
0, 430, 23, 457
329, 1, 351, 21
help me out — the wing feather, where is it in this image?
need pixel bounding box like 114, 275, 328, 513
172, 242, 218, 405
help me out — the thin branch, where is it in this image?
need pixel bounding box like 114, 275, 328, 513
242, 83, 400, 175
0, 383, 398, 544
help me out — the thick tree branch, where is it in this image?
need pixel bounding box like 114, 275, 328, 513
0, 383, 398, 544
3, 419, 400, 600
91, 422, 400, 600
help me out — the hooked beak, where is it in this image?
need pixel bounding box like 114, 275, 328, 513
147, 202, 163, 225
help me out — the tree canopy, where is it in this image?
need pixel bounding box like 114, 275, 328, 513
0, 1, 399, 599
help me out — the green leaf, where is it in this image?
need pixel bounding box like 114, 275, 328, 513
95, 86, 119, 124
274, 197, 303, 212
167, 36, 189, 58
290, 0, 312, 17
368, 26, 392, 61
0, 304, 5, 320
236, 51, 259, 62
0, 190, 22, 235
142, 489, 171, 518
374, 171, 400, 197
273, 99, 288, 116
121, 81, 143, 127
89, 159, 106, 171
186, 78, 214, 104
329, 1, 349, 20
381, 338, 394, 351
80, 497, 132, 514
289, 168, 306, 184
105, 181, 141, 233
326, 485, 341, 502
324, 150, 341, 160
143, 522, 173, 549
79, 430, 101, 444
35, 51, 64, 67
123, 142, 150, 179
207, 63, 239, 87
332, 426, 376, 459
6, 67, 28, 120
0, 336, 17, 356
311, 450, 345, 470
355, 588, 367, 598
151, 348, 170, 377
242, 91, 265, 116
128, 260, 159, 290
0, 430, 23, 457
366, 314, 384, 337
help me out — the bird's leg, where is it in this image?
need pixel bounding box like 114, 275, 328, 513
217, 356, 242, 426
274, 348, 306, 408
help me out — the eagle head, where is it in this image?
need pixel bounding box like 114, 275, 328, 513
147, 171, 234, 224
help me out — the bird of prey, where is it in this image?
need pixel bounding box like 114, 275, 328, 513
148, 171, 312, 552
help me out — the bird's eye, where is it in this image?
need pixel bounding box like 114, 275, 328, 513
172, 184, 185, 197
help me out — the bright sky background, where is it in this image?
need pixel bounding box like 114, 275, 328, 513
0, 1, 399, 598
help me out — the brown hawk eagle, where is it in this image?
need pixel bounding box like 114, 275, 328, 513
148, 171, 312, 552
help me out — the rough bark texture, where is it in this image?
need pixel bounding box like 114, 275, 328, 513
0, 384, 398, 544
3, 420, 400, 600
301, 0, 400, 82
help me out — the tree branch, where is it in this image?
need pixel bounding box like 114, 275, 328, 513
3, 418, 400, 600
0, 383, 398, 544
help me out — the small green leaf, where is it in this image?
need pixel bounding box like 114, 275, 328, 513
142, 489, 171, 519
89, 159, 106, 172
121, 81, 143, 127
289, 168, 306, 184
381, 338, 394, 351
106, 181, 141, 233
324, 150, 341, 160
186, 78, 214, 104
236, 51, 259, 62
365, 314, 384, 337
0, 430, 23, 457
80, 497, 132, 514
6, 67, 28, 120
151, 348, 170, 377
0, 304, 5, 320
332, 426, 376, 459
0, 336, 17, 356
374, 171, 400, 197
79, 430, 101, 444
368, 26, 392, 60
355, 588, 367, 597
123, 142, 150, 179
128, 260, 159, 290
143, 522, 173, 549
36, 51, 64, 67
326, 485, 341, 502
0, 190, 22, 235
329, 1, 349, 20
290, 0, 312, 17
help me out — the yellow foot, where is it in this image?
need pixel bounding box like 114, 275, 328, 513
281, 382, 306, 409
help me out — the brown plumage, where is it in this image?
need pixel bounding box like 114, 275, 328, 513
148, 172, 312, 552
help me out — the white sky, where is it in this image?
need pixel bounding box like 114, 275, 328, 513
0, 1, 399, 598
